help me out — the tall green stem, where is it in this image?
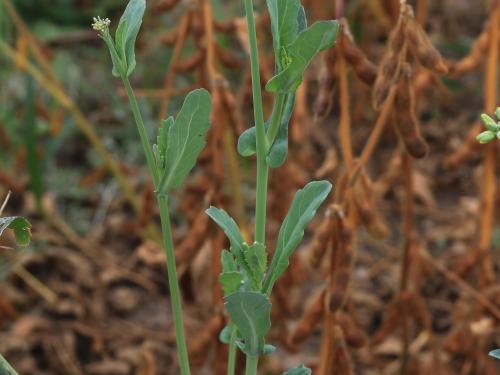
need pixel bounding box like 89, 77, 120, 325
244, 0, 268, 245
122, 77, 159, 186
245, 355, 259, 375
122, 77, 191, 375
158, 195, 191, 375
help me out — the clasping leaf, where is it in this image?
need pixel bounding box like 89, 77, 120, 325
263, 180, 332, 294
157, 89, 212, 193
225, 291, 271, 356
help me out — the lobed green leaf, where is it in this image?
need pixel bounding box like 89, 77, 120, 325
225, 291, 271, 356
243, 242, 267, 290
158, 89, 212, 193
263, 180, 332, 294
219, 272, 244, 296
266, 20, 339, 93
0, 217, 31, 246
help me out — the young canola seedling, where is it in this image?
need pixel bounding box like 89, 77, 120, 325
94, 0, 338, 374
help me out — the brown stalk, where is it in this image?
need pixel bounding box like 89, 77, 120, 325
478, 2, 499, 286
338, 29, 354, 168
158, 12, 191, 121
399, 152, 414, 375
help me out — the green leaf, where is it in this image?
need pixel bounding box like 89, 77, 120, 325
221, 249, 238, 273
267, 0, 301, 71
219, 325, 232, 344
206, 207, 245, 260
219, 272, 243, 296
243, 242, 267, 290
115, 0, 146, 76
481, 114, 499, 132
0, 217, 31, 246
283, 364, 312, 375
236, 94, 294, 168
225, 291, 271, 356
476, 130, 495, 144
153, 116, 173, 172
158, 89, 212, 193
489, 349, 500, 359
266, 93, 295, 168
263, 181, 332, 294
263, 344, 277, 355
0, 354, 19, 375
266, 20, 339, 93
297, 6, 307, 34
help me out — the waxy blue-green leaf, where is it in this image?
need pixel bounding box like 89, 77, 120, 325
236, 94, 294, 168
158, 89, 212, 193
0, 217, 31, 246
283, 364, 312, 375
219, 272, 243, 296
206, 207, 245, 260
263, 181, 332, 294
221, 249, 238, 273
266, 93, 295, 168
266, 20, 339, 93
206, 206, 254, 284
489, 349, 500, 359
219, 325, 232, 344
266, 0, 301, 70
225, 291, 271, 356
115, 0, 145, 76
237, 8, 306, 166
243, 242, 267, 290
153, 116, 173, 172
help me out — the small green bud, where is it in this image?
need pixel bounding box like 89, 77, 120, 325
496, 107, 500, 120
480, 114, 499, 132
476, 130, 495, 144
92, 16, 111, 33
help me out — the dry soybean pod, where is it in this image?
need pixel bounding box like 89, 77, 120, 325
393, 63, 429, 159
287, 288, 326, 350
340, 19, 377, 86
406, 16, 448, 74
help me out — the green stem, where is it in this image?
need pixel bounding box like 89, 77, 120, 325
266, 93, 286, 146
158, 195, 191, 375
122, 77, 160, 186
245, 355, 259, 375
244, 0, 268, 245
122, 77, 190, 375
227, 323, 238, 375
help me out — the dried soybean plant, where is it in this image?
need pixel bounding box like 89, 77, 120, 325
288, 1, 473, 373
